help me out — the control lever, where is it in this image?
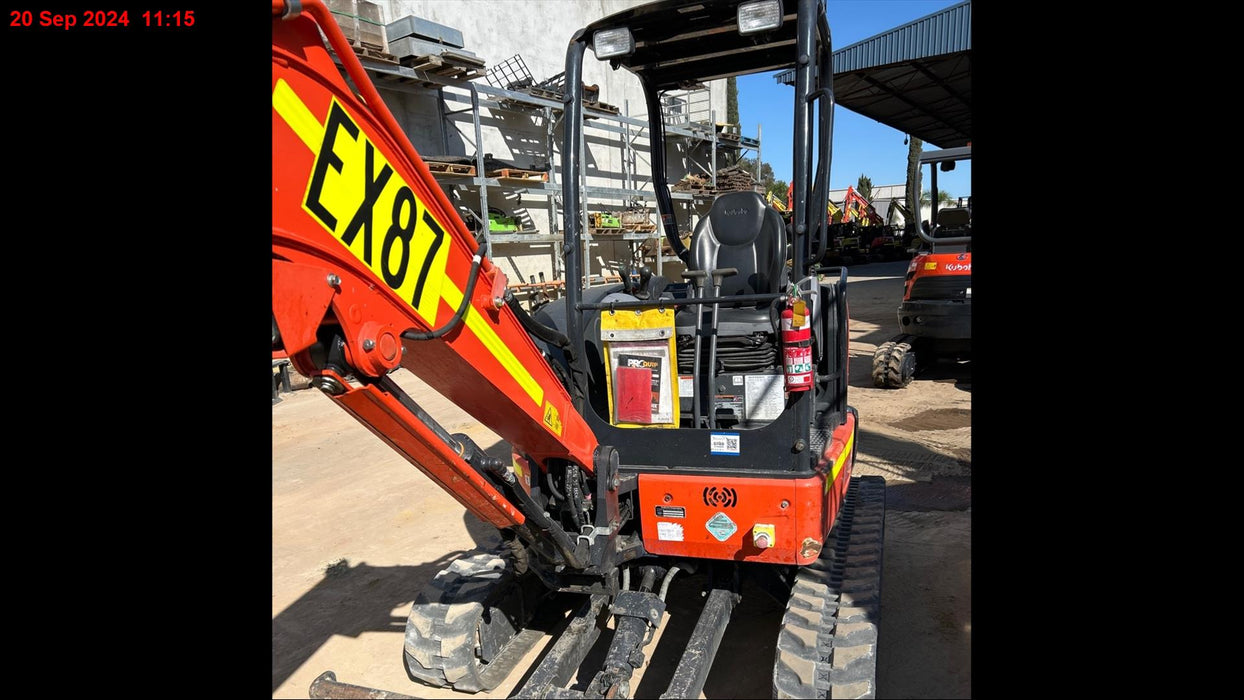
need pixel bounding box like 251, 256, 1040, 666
637, 266, 653, 299
705, 268, 737, 429
680, 270, 709, 428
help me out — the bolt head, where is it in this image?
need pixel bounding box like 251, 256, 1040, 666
362, 339, 376, 351
327, 273, 341, 287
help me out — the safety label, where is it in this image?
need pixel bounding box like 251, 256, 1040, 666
542, 401, 563, 436
714, 394, 743, 418
744, 374, 784, 421
299, 97, 450, 326
705, 511, 737, 542
710, 432, 740, 455
679, 375, 694, 398
657, 521, 684, 541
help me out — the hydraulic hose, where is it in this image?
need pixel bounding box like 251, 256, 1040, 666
658, 566, 680, 602
402, 254, 483, 341
504, 291, 576, 360
545, 469, 566, 502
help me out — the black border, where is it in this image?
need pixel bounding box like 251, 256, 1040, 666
3, 1, 1133, 691
5, 4, 271, 685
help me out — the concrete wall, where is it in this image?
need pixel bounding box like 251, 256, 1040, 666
366, 0, 731, 288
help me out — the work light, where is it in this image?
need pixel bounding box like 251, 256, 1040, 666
738, 0, 783, 35
593, 27, 635, 59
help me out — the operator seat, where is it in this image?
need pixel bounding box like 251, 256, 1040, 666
932, 207, 971, 253
676, 191, 787, 333
935, 207, 970, 234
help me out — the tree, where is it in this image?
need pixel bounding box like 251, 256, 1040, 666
767, 179, 788, 201
920, 189, 956, 206
735, 156, 786, 203
726, 76, 739, 125
905, 136, 922, 230
856, 174, 873, 202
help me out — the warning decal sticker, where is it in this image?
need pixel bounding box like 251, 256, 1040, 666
705, 511, 737, 542
657, 522, 684, 541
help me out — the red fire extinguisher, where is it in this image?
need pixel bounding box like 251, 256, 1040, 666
782, 299, 812, 391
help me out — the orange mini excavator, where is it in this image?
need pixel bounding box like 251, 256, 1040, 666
872, 145, 971, 388
273, 1, 885, 697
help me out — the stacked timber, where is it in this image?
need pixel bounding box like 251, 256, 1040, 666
671, 166, 760, 195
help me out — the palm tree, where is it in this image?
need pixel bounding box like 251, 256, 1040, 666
920, 189, 956, 206
905, 136, 921, 232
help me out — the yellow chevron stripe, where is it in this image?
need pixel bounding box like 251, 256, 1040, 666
825, 428, 855, 494
440, 280, 543, 407
272, 79, 321, 151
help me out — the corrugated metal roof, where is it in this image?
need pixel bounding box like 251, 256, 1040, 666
775, 0, 970, 83
833, 0, 970, 72
772, 0, 971, 147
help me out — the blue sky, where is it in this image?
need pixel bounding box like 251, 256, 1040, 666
737, 0, 969, 199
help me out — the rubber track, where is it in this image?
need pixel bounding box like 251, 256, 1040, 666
403, 551, 537, 693
773, 475, 886, 699
871, 339, 914, 389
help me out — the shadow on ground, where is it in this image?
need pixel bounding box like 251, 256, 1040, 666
873, 503, 971, 698
856, 426, 971, 512
272, 555, 470, 692
634, 573, 785, 699
857, 426, 969, 473
499, 569, 785, 700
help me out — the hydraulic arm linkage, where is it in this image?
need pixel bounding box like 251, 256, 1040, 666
271, 0, 618, 583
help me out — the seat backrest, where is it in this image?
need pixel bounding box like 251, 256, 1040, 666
937, 207, 970, 229
690, 191, 787, 297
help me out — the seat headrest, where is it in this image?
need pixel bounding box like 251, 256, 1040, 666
937, 207, 970, 228
707, 191, 769, 246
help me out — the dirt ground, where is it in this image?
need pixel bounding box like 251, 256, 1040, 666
272, 260, 970, 698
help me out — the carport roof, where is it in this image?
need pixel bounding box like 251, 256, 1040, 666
775, 0, 971, 148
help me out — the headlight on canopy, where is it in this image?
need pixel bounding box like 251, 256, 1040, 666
738, 0, 783, 35
593, 27, 635, 59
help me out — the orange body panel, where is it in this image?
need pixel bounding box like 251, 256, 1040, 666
637, 413, 856, 565
271, 4, 597, 475
903, 252, 972, 301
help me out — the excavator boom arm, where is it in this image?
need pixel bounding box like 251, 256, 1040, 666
842, 185, 883, 226
271, 1, 598, 536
